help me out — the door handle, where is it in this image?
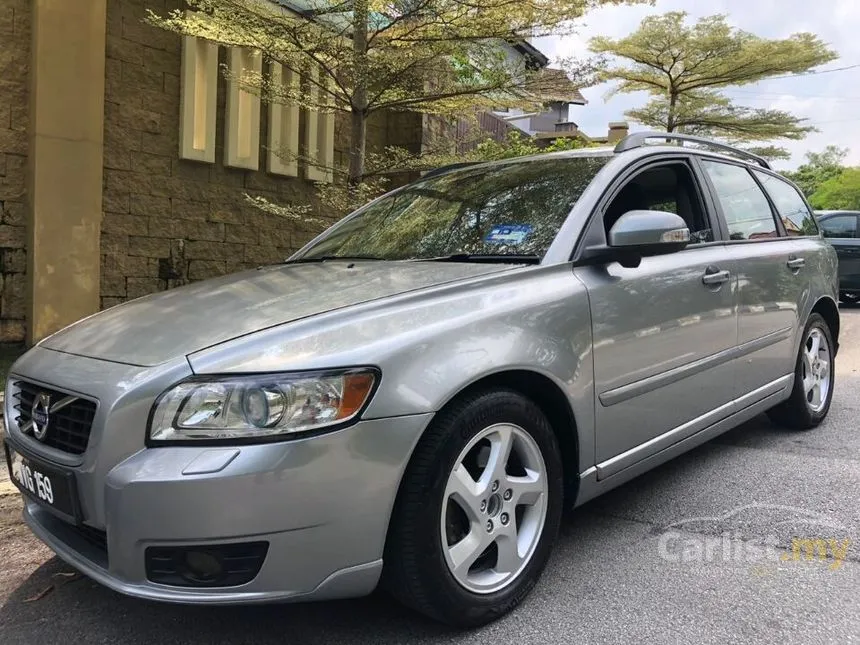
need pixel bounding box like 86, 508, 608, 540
787, 256, 806, 270
702, 266, 730, 285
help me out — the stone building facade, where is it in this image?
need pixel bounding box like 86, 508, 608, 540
0, 0, 29, 343
0, 0, 424, 344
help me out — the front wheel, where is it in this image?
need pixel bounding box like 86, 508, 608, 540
767, 313, 835, 429
383, 389, 564, 627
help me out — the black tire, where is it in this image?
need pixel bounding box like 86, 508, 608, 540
383, 389, 564, 627
767, 313, 835, 429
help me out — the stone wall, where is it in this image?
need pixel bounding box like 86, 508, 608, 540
101, 0, 319, 309
101, 0, 423, 309
0, 0, 29, 342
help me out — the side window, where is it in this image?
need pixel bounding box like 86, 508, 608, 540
701, 160, 778, 241
603, 163, 714, 244
754, 171, 819, 236
819, 215, 857, 239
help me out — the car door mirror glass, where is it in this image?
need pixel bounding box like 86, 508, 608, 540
608, 210, 691, 254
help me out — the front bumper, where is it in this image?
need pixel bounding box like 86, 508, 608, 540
4, 344, 432, 603
23, 503, 384, 604
12, 412, 432, 604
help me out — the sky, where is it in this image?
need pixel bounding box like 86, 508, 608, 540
533, 0, 860, 170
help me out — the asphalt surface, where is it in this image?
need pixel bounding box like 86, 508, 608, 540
2, 308, 860, 644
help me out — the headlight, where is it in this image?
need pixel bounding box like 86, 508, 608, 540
148, 368, 378, 443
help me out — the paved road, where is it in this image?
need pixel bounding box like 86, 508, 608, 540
2, 308, 860, 644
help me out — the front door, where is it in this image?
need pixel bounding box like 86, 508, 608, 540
574, 160, 737, 478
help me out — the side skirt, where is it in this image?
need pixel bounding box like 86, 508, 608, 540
574, 374, 792, 507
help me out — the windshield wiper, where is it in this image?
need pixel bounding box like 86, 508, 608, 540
285, 255, 386, 264
415, 254, 540, 264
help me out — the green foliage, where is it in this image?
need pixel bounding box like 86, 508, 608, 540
590, 12, 837, 143
469, 131, 592, 160
810, 167, 860, 210
783, 146, 849, 196
742, 145, 791, 162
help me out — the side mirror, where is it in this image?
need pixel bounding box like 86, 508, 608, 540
608, 210, 691, 253
579, 210, 690, 268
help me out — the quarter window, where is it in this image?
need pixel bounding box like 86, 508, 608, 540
819, 215, 857, 238
754, 171, 818, 236
701, 160, 778, 241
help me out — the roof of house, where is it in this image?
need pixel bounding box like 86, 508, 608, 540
532, 68, 587, 105
512, 40, 550, 69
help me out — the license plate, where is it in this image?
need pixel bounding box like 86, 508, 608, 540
4, 442, 79, 523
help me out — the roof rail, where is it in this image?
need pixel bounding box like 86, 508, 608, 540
614, 131, 771, 170
421, 161, 481, 179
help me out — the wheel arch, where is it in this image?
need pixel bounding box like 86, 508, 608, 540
811, 296, 840, 354
432, 369, 581, 502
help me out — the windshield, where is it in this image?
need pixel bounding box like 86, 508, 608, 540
296, 156, 609, 262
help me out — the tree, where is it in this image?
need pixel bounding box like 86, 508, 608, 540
810, 168, 860, 211
589, 12, 837, 149
783, 145, 849, 196
741, 145, 791, 162
469, 130, 593, 160
148, 0, 633, 186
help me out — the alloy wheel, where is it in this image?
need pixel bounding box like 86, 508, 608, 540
440, 423, 548, 594
802, 327, 832, 413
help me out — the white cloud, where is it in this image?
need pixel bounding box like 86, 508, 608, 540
536, 0, 860, 169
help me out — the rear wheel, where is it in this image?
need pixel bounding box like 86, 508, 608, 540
767, 313, 835, 429
384, 389, 563, 627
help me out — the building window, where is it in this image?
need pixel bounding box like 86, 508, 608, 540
304, 64, 334, 183
224, 47, 262, 170
179, 35, 218, 162
268, 63, 300, 177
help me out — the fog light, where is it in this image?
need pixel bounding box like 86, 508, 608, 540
146, 541, 269, 588
182, 550, 223, 582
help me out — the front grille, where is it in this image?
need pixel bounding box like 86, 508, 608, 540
13, 381, 97, 455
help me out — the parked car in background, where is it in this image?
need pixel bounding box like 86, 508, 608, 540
4, 133, 839, 627
816, 210, 860, 302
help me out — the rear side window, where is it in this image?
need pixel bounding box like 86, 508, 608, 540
819, 215, 857, 238
701, 160, 778, 240
754, 171, 819, 236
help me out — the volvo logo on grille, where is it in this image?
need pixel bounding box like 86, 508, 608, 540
31, 392, 51, 441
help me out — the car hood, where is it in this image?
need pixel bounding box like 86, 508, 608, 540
40, 262, 514, 366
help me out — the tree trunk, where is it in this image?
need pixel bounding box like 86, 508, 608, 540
348, 109, 367, 185
666, 90, 678, 133
348, 0, 369, 186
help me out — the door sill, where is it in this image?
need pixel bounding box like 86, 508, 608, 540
594, 374, 792, 480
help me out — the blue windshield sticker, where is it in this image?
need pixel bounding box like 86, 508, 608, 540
485, 224, 532, 245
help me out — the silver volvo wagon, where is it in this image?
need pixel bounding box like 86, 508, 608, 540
4, 133, 839, 626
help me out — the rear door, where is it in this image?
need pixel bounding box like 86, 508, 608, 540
819, 213, 860, 294
699, 159, 809, 400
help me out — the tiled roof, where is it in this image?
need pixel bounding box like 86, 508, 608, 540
533, 68, 587, 105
